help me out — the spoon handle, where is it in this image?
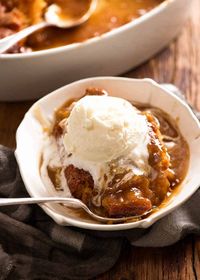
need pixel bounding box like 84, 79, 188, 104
0, 197, 81, 207
0, 22, 50, 54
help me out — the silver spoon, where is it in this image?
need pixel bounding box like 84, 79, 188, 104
0, 0, 97, 54
0, 196, 151, 223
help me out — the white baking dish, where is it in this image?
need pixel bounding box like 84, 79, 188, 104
0, 0, 192, 101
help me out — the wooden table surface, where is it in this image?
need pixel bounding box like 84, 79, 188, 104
0, 0, 199, 279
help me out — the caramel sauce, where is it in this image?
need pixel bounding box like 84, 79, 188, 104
52, 0, 92, 21
47, 165, 63, 191
28, 0, 163, 51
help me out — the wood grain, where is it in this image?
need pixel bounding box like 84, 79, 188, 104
0, 0, 199, 279
0, 101, 33, 148
97, 236, 196, 280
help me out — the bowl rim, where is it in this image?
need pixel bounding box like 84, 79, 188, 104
15, 77, 200, 231
0, 0, 173, 60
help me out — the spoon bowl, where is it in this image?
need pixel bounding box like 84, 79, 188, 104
45, 1, 98, 28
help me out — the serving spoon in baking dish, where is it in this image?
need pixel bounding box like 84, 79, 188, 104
0, 0, 98, 54
0, 196, 152, 223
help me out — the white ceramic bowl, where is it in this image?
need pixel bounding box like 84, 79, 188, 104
0, 0, 192, 101
15, 77, 200, 231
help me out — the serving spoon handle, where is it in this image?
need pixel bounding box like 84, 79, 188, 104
0, 22, 50, 54
0, 196, 83, 207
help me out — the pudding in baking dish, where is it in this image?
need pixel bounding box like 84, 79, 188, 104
0, 0, 164, 53
40, 87, 189, 219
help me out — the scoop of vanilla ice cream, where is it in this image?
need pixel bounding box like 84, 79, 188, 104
63, 95, 149, 163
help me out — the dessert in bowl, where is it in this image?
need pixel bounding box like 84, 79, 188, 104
15, 77, 200, 231
0, 0, 192, 101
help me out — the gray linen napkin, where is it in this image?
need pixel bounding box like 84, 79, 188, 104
0, 84, 199, 280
